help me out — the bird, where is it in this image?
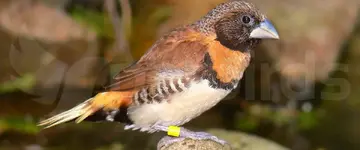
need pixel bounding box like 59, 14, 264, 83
38, 0, 279, 148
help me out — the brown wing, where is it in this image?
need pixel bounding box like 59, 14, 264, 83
106, 28, 211, 91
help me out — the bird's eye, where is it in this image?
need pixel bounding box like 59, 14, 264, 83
241, 15, 253, 25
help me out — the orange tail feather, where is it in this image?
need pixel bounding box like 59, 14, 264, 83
38, 92, 133, 128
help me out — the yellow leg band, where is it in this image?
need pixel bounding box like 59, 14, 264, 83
167, 126, 181, 137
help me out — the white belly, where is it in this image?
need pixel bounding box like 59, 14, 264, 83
127, 79, 231, 130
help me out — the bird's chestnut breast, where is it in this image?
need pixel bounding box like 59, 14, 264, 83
207, 40, 251, 83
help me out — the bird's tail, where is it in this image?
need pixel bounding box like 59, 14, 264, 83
38, 91, 133, 128
38, 98, 95, 128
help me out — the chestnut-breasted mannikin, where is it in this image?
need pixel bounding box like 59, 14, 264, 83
39, 1, 279, 147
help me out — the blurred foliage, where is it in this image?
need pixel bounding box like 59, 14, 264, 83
67, 1, 172, 60
0, 74, 35, 94
297, 111, 321, 130
0, 116, 39, 134
129, 5, 172, 59
0, 73, 37, 135
235, 115, 259, 131
70, 6, 114, 39
235, 105, 322, 132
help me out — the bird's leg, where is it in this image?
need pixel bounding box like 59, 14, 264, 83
153, 125, 227, 149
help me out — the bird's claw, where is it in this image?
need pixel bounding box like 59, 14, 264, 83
189, 131, 227, 145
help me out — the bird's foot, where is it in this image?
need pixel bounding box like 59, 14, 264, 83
155, 126, 227, 149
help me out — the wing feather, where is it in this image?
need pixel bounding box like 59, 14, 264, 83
106, 28, 210, 91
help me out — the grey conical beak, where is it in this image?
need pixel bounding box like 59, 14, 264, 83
250, 19, 279, 39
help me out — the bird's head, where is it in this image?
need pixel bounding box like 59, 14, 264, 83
193, 1, 279, 51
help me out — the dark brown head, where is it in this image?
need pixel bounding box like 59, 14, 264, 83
192, 1, 279, 51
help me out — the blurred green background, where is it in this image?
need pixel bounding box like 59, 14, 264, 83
0, 0, 359, 149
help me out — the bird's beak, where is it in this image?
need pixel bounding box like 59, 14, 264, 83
250, 19, 279, 39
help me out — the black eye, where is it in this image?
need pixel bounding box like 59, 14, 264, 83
241, 15, 253, 25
